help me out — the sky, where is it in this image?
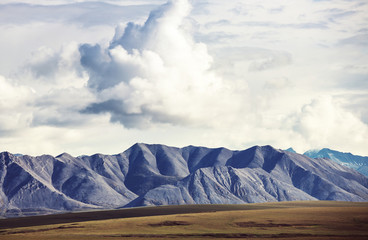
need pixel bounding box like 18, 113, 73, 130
0, 0, 367, 156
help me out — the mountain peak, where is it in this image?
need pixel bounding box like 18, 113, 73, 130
284, 148, 297, 153
0, 151, 15, 165
303, 147, 368, 176
55, 152, 74, 160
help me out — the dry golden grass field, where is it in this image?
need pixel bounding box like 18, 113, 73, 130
0, 201, 367, 239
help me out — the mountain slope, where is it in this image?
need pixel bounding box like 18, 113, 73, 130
126, 166, 317, 207
304, 148, 368, 177
1, 144, 368, 217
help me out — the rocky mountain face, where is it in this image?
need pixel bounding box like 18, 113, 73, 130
304, 148, 368, 177
1, 143, 368, 217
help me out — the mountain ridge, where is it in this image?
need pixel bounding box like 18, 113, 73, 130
304, 148, 368, 177
1, 143, 367, 218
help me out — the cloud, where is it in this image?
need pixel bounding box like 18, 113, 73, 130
290, 96, 368, 154
339, 33, 368, 46
239, 21, 328, 30
6, 42, 94, 128
0, 75, 33, 133
336, 93, 368, 125
204, 19, 231, 28
31, 87, 94, 127
0, 2, 160, 27
195, 31, 237, 44
23, 43, 84, 83
327, 9, 357, 21
80, 0, 237, 128
209, 47, 292, 75
1, 0, 368, 156
76, 0, 367, 155
248, 51, 292, 72
263, 77, 291, 90
16, 43, 88, 99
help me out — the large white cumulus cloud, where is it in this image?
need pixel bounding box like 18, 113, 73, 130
66, 0, 368, 155
80, 0, 239, 128
1, 0, 368, 156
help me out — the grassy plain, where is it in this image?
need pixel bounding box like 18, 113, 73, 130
0, 201, 367, 240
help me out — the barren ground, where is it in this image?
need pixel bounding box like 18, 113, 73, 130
1, 201, 367, 240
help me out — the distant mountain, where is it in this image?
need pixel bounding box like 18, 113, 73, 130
1, 144, 368, 218
304, 148, 368, 177
284, 148, 297, 153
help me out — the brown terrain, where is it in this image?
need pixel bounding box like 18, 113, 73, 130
0, 201, 367, 239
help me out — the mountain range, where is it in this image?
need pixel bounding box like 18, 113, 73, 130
1, 143, 367, 218
303, 148, 368, 177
